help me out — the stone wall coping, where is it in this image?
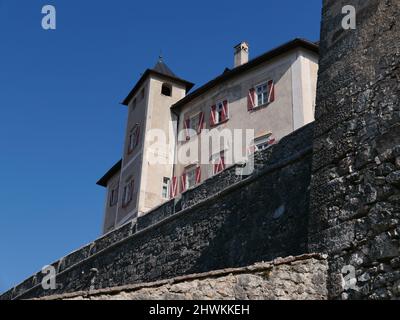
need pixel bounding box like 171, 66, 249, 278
33, 253, 328, 300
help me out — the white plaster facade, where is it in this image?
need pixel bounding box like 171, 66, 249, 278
97, 39, 319, 234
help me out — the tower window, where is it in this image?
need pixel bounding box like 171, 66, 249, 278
109, 186, 119, 207
161, 83, 172, 97
122, 178, 134, 207
128, 124, 141, 154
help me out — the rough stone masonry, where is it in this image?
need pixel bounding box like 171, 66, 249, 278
36, 255, 328, 301
309, 0, 400, 300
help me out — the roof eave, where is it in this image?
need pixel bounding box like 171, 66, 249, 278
121, 70, 194, 106
171, 38, 319, 111
96, 159, 122, 187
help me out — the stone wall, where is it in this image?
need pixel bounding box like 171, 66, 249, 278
309, 0, 400, 299
1, 123, 314, 300
36, 254, 328, 301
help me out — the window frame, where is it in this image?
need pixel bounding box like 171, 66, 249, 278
161, 177, 171, 200
161, 83, 172, 97
122, 178, 134, 208
128, 124, 141, 154
189, 112, 201, 137
211, 151, 226, 175
184, 165, 197, 189
109, 186, 119, 207
216, 100, 229, 125
255, 81, 269, 107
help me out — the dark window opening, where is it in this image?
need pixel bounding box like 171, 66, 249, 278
161, 83, 172, 96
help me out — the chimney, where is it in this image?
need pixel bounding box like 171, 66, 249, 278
234, 42, 249, 67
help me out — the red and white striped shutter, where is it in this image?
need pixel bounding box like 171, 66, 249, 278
197, 112, 205, 134
170, 177, 178, 198
268, 137, 276, 146
222, 100, 228, 121
220, 155, 226, 171
213, 162, 219, 175
180, 173, 187, 192
247, 145, 256, 155
184, 119, 190, 141
195, 166, 201, 184
268, 80, 275, 103
210, 105, 216, 126
247, 88, 256, 111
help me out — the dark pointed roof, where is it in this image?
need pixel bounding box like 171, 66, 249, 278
121, 60, 194, 106
152, 60, 177, 78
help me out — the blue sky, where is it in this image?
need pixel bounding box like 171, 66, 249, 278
0, 0, 322, 293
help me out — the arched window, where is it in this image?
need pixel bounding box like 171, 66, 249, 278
161, 83, 172, 96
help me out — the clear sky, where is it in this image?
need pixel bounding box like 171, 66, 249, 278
0, 0, 322, 293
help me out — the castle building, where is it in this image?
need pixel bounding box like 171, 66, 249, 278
97, 38, 319, 234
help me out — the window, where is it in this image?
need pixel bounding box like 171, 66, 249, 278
162, 177, 170, 199
190, 114, 200, 134
256, 83, 269, 106
140, 88, 145, 100
132, 98, 137, 109
251, 134, 276, 153
128, 124, 141, 154
109, 186, 119, 207
181, 166, 201, 192
248, 80, 275, 110
212, 151, 226, 175
186, 166, 197, 189
161, 83, 172, 96
122, 179, 134, 207
184, 112, 205, 140
210, 100, 228, 126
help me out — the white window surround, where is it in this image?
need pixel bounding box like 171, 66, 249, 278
189, 113, 200, 137
185, 166, 197, 189
215, 100, 229, 124
211, 151, 226, 175
122, 179, 134, 207
254, 133, 273, 152
162, 177, 170, 199
255, 82, 269, 107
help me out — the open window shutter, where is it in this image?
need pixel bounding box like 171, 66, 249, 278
180, 173, 187, 192
220, 156, 226, 172
268, 137, 276, 146
213, 162, 219, 175
115, 187, 119, 205
268, 80, 275, 103
248, 88, 256, 111
129, 179, 134, 201
197, 112, 205, 134
195, 166, 201, 184
210, 105, 216, 126
170, 177, 178, 198
135, 126, 141, 147
222, 100, 228, 121
184, 119, 190, 141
